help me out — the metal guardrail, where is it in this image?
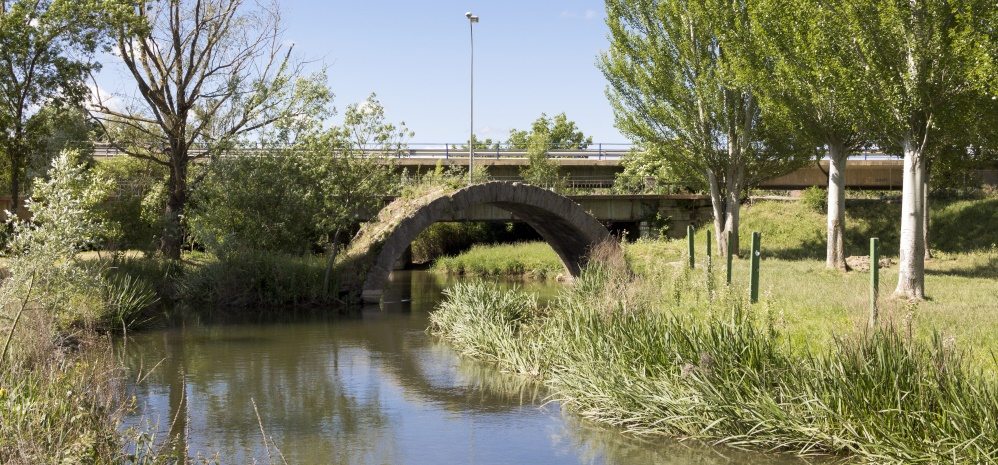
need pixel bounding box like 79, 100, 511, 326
91, 142, 901, 161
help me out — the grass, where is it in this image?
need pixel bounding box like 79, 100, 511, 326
0, 343, 125, 463
431, 264, 998, 463
434, 241, 567, 279
177, 250, 337, 308
429, 197, 998, 461
433, 198, 998, 368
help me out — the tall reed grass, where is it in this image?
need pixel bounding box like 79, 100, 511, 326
430, 263, 998, 463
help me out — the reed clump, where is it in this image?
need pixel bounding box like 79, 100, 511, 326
430, 262, 998, 463
433, 242, 566, 279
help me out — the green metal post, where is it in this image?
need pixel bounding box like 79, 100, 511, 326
687, 225, 695, 269
869, 237, 880, 329
750, 232, 761, 303
706, 230, 712, 259
726, 231, 733, 285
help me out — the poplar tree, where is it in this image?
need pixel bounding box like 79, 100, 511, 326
91, 0, 328, 259
601, 0, 810, 255
843, 0, 983, 299
751, 0, 867, 271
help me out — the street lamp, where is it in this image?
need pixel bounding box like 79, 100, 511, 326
465, 11, 479, 184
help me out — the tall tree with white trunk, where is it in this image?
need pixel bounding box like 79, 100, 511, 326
90, 0, 328, 259
601, 0, 810, 256
843, 0, 984, 299
750, 0, 867, 271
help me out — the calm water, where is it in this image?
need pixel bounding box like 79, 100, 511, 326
119, 271, 802, 464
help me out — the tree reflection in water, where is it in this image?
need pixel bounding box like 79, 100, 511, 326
118, 271, 801, 465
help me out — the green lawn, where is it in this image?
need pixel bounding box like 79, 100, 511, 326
432, 198, 998, 369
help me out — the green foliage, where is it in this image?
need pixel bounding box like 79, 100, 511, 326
0, 350, 125, 463
799, 186, 827, 212
433, 242, 564, 279
519, 132, 565, 190
189, 94, 404, 256
507, 113, 592, 150
0, 155, 169, 465
842, 0, 986, 150
429, 281, 540, 373
613, 144, 688, 194
750, 0, 866, 153
0, 0, 111, 203
1, 150, 158, 364
410, 222, 497, 264
92, 156, 168, 251
189, 154, 324, 255
95, 0, 334, 258
177, 251, 332, 308
600, 0, 811, 194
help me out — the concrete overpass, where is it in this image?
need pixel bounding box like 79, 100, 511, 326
409, 192, 714, 239
92, 143, 998, 190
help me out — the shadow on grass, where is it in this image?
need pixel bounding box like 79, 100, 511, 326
926, 255, 998, 278
744, 199, 998, 261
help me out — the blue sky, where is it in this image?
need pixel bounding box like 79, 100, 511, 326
97, 1, 626, 144
285, 0, 623, 143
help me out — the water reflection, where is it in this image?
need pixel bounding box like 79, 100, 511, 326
119, 271, 803, 464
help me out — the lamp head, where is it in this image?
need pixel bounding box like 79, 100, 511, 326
465, 12, 479, 22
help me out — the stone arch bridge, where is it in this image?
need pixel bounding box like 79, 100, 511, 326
337, 182, 620, 303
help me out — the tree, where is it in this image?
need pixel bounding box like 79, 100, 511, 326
507, 113, 593, 150
0, 0, 110, 213
188, 94, 407, 260
843, 0, 984, 299
600, 0, 810, 255
90, 0, 330, 259
312, 94, 411, 254
519, 132, 565, 189
452, 134, 500, 151
751, 0, 868, 271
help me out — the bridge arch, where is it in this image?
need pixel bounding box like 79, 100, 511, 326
338, 182, 619, 302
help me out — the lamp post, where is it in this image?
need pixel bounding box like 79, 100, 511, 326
465, 11, 479, 184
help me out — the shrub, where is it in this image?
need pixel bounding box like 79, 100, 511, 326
799, 186, 826, 212
93, 156, 167, 252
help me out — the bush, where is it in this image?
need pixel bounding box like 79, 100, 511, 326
0, 152, 163, 464
93, 156, 167, 252
799, 186, 826, 212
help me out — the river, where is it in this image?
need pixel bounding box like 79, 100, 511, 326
119, 270, 803, 464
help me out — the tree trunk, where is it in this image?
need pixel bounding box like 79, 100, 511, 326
894, 136, 926, 300
723, 185, 741, 255
923, 161, 932, 260
826, 141, 848, 271
708, 170, 727, 255
707, 167, 742, 257
323, 229, 342, 297
9, 153, 20, 216
160, 157, 188, 260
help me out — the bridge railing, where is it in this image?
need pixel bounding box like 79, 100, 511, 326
92, 142, 902, 161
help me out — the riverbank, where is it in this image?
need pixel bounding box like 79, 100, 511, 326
430, 198, 998, 368
430, 265, 998, 463
427, 197, 998, 461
